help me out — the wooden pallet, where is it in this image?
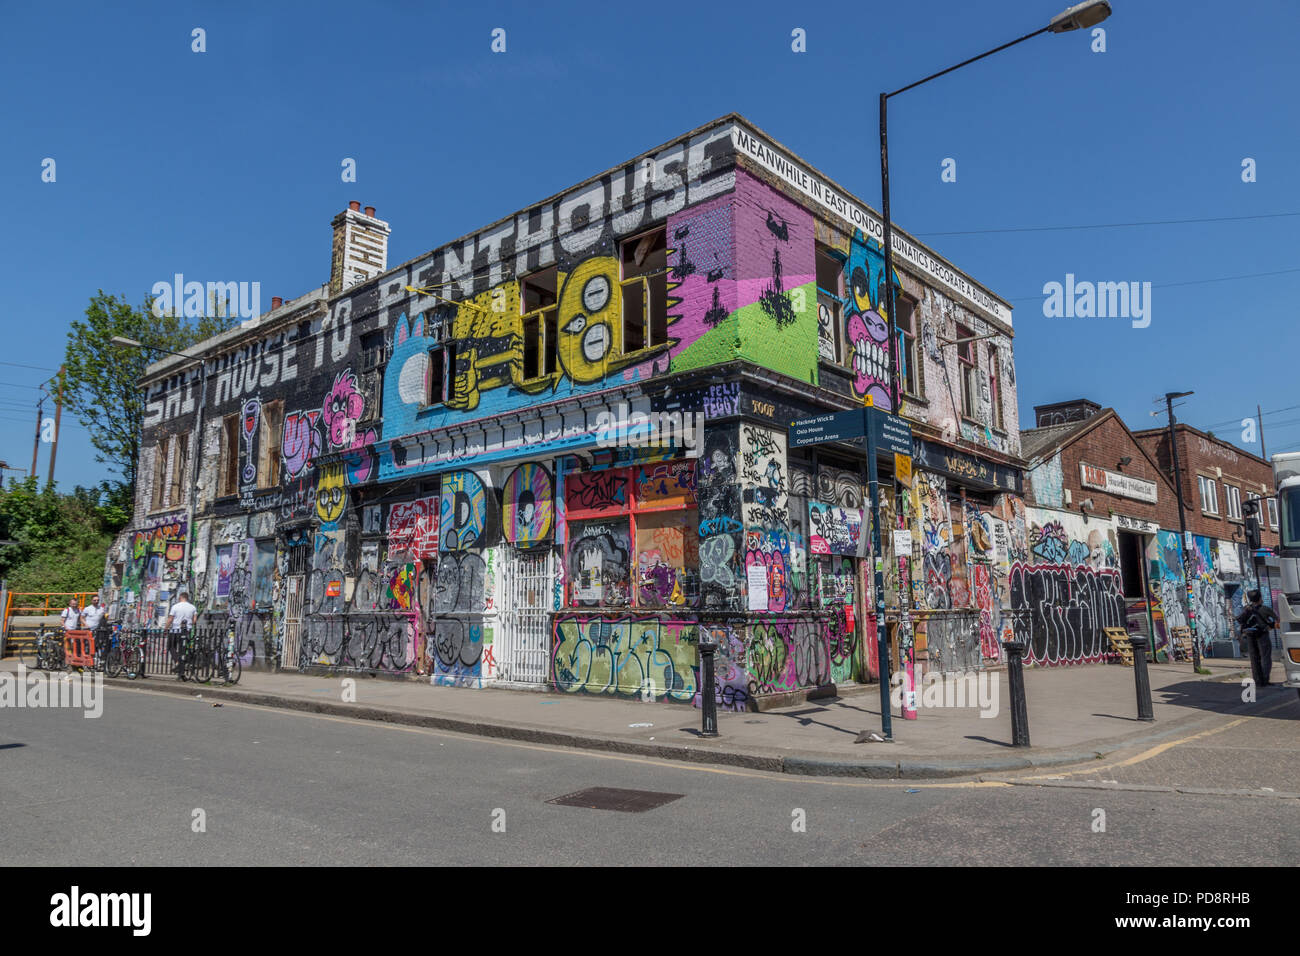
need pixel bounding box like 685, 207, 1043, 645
1170, 626, 1193, 662
1105, 627, 1134, 666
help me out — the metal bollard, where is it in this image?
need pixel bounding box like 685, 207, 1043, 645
1001, 639, 1031, 747
698, 641, 719, 737
1130, 635, 1155, 721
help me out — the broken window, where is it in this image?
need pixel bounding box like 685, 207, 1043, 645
815, 244, 842, 363
151, 436, 170, 511
521, 267, 558, 380
219, 414, 239, 498
620, 228, 668, 355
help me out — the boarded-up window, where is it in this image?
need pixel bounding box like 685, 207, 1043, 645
259, 400, 283, 488
219, 414, 239, 497
151, 437, 170, 511
169, 432, 189, 507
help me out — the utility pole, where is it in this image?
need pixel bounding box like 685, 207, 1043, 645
1165, 391, 1200, 670
1258, 404, 1267, 460
47, 366, 65, 488
31, 395, 43, 478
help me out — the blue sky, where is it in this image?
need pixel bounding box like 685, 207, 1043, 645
3, 0, 1298, 492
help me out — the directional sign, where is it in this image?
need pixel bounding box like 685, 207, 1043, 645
868, 407, 913, 458
789, 408, 866, 448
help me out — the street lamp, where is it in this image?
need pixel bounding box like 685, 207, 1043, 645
1164, 389, 1202, 671
112, 335, 207, 600
869, 0, 1111, 739
878, 0, 1113, 412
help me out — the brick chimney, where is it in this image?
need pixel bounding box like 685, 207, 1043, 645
330, 202, 391, 296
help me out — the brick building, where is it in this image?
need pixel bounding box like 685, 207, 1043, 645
1133, 422, 1279, 655
105, 114, 1028, 708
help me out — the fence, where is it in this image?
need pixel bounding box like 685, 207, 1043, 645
113, 622, 270, 678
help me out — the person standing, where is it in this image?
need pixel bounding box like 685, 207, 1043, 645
60, 597, 81, 631
81, 595, 106, 632
1236, 588, 1279, 688
164, 591, 198, 677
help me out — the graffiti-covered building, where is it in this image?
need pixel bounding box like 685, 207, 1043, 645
106, 114, 1031, 709
1133, 421, 1280, 658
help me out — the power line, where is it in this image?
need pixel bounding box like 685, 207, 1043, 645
0, 360, 58, 372
1199, 402, 1300, 433
917, 211, 1300, 238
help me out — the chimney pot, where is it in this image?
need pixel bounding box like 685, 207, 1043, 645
349, 200, 361, 212
271, 296, 283, 310
365, 206, 376, 218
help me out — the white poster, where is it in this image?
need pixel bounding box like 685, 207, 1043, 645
746, 564, 769, 611
1216, 541, 1241, 574
892, 529, 913, 557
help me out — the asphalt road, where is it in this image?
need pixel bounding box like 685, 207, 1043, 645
2, 684, 1296, 866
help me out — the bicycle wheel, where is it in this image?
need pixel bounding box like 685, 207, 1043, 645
225, 654, 242, 685
105, 647, 122, 678
19, 638, 41, 670
192, 645, 213, 684
123, 646, 143, 679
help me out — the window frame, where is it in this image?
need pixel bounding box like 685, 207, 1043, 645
1198, 474, 1220, 515
520, 266, 559, 383
987, 343, 1004, 431
218, 414, 240, 499
1225, 484, 1242, 521
258, 400, 283, 490
814, 243, 843, 365
896, 295, 922, 400
957, 324, 978, 421
151, 436, 171, 511
618, 226, 670, 358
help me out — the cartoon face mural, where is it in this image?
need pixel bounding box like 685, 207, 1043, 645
322, 370, 367, 448
502, 462, 554, 548
842, 230, 895, 410
439, 469, 490, 551
315, 462, 347, 524
556, 257, 636, 384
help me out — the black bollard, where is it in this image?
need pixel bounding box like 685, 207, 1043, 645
698, 641, 719, 737
1130, 635, 1155, 721
1001, 639, 1031, 747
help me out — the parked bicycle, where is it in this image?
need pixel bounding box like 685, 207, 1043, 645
104, 624, 145, 680
22, 629, 66, 671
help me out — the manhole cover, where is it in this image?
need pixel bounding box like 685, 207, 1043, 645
546, 787, 684, 813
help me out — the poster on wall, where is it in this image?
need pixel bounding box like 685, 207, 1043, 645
808, 502, 863, 556
576, 550, 603, 603
746, 564, 769, 611
215, 544, 234, 598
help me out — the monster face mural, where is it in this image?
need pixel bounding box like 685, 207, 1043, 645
556, 257, 629, 384
316, 462, 347, 525
323, 370, 367, 448
843, 229, 895, 411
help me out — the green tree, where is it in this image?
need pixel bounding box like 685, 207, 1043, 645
0, 476, 112, 593
62, 291, 235, 504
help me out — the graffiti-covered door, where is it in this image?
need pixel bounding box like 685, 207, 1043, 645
499, 549, 552, 684
282, 575, 304, 670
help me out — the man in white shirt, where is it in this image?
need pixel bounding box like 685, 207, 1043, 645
81, 596, 107, 631
166, 592, 197, 633
60, 598, 81, 631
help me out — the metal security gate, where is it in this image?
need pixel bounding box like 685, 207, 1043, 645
282, 575, 304, 670
498, 550, 552, 684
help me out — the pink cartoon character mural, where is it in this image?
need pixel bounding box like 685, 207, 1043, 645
322, 369, 378, 483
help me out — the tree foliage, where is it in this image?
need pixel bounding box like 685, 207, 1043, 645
62, 291, 235, 503
0, 477, 125, 593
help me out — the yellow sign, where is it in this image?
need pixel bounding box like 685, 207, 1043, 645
894, 453, 912, 488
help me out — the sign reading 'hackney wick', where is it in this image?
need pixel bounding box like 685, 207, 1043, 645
731, 124, 1012, 327
1080, 463, 1158, 503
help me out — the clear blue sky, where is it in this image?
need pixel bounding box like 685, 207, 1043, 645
3, 0, 1297, 492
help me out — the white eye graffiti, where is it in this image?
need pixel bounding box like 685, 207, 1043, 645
581, 275, 610, 313
563, 315, 587, 335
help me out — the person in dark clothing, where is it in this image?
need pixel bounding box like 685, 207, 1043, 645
1236, 589, 1278, 688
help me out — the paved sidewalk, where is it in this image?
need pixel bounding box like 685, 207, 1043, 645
5, 654, 1282, 777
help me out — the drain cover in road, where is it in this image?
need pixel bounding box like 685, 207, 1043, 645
546, 787, 684, 813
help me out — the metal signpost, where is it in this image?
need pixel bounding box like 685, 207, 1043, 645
789, 405, 912, 740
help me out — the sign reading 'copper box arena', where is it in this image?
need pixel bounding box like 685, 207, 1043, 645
1080, 463, 1158, 503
